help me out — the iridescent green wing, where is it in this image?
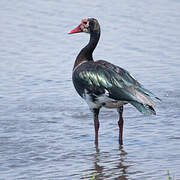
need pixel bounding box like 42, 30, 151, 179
97, 60, 161, 100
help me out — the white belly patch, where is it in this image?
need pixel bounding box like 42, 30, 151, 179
83, 89, 128, 110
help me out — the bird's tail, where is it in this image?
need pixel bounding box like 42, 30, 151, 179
130, 101, 156, 115
135, 87, 161, 101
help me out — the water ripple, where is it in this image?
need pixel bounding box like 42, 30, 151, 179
0, 0, 180, 179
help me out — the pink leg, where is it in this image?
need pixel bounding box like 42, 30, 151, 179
118, 106, 124, 145
93, 108, 100, 145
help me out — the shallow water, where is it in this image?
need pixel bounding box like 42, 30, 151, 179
0, 0, 180, 179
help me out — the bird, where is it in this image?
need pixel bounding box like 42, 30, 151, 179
68, 18, 160, 145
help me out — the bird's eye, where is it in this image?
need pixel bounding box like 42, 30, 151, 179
84, 22, 87, 25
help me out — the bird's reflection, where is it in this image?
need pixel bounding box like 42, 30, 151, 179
93, 145, 103, 178
81, 144, 130, 179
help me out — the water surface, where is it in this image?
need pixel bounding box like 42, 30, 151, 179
0, 0, 180, 179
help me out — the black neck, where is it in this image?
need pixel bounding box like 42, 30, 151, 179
73, 30, 100, 69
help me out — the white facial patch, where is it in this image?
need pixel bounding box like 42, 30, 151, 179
82, 21, 90, 33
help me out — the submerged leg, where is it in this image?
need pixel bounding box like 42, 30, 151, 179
93, 108, 100, 145
118, 106, 124, 145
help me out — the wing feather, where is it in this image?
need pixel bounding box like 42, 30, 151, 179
73, 61, 158, 108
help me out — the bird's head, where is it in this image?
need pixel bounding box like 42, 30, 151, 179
68, 18, 100, 34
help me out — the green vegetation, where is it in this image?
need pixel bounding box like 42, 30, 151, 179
167, 170, 177, 180
167, 170, 172, 180
91, 173, 96, 180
